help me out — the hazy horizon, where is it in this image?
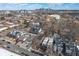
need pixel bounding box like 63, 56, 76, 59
0, 3, 78, 10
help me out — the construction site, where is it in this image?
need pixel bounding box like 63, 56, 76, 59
0, 10, 79, 56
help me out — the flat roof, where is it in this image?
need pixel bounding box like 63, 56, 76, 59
0, 48, 20, 56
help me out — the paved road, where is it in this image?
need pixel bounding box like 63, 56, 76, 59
0, 39, 39, 56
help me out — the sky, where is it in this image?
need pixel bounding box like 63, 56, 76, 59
0, 3, 79, 10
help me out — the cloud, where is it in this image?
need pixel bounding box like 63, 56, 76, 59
0, 3, 78, 10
